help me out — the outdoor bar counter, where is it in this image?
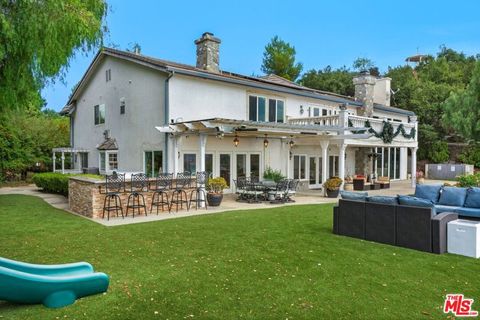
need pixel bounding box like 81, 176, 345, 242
68, 176, 189, 218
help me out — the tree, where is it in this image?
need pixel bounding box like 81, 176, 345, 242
443, 60, 480, 141
261, 36, 303, 81
299, 66, 355, 97
0, 0, 108, 111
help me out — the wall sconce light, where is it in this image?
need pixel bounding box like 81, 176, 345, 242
263, 134, 269, 148
300, 105, 304, 115
233, 135, 239, 147
289, 136, 294, 148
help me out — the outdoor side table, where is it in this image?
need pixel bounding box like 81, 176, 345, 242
447, 219, 480, 258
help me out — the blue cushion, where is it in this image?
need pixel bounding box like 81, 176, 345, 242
414, 184, 442, 203
340, 191, 368, 201
434, 204, 459, 213
367, 196, 398, 205
398, 195, 436, 214
464, 187, 480, 208
455, 207, 480, 218
438, 186, 468, 207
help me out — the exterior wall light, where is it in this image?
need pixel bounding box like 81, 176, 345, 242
289, 137, 294, 148
233, 135, 239, 147
263, 135, 269, 148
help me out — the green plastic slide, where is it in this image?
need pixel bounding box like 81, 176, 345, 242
0, 257, 109, 308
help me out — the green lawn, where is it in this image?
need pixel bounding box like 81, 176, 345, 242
0, 195, 478, 319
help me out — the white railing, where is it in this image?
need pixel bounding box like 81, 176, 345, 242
288, 115, 340, 126
348, 115, 415, 133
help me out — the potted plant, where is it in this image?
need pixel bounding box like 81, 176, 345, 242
206, 177, 228, 206
323, 176, 343, 198
416, 171, 425, 184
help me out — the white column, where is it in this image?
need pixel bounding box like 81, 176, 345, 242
411, 147, 417, 188
199, 134, 207, 207
61, 151, 65, 174
338, 143, 347, 189
52, 152, 56, 172
320, 140, 329, 185
172, 136, 179, 175
399, 147, 408, 180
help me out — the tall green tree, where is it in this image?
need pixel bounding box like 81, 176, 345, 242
0, 0, 108, 111
261, 36, 303, 81
443, 60, 480, 141
299, 66, 355, 96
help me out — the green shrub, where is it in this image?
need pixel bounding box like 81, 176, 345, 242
263, 166, 286, 183
323, 176, 343, 190
32, 173, 102, 196
428, 141, 450, 163
206, 177, 228, 193
456, 173, 480, 187
32, 173, 70, 195
458, 143, 480, 167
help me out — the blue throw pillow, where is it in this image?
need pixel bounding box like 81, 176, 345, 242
438, 186, 468, 207
340, 191, 368, 201
367, 196, 398, 205
464, 187, 480, 208
414, 184, 442, 203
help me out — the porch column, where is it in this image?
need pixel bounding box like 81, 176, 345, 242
172, 136, 179, 175
61, 151, 65, 174
411, 147, 417, 188
199, 134, 207, 207
338, 143, 347, 189
52, 152, 56, 173
320, 140, 329, 185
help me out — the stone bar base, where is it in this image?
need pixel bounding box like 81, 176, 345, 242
69, 177, 195, 219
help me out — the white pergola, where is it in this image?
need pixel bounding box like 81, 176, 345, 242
52, 147, 89, 174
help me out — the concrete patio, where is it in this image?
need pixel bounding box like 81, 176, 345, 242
0, 179, 437, 227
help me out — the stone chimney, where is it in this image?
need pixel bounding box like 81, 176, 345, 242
195, 32, 221, 73
353, 71, 376, 117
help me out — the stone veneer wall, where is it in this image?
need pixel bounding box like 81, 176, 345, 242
69, 177, 188, 219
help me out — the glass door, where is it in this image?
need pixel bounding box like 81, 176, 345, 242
309, 156, 318, 187
236, 154, 247, 179
219, 153, 232, 191
249, 154, 260, 180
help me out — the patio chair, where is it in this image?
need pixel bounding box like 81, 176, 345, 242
150, 173, 173, 214
234, 177, 248, 202
268, 179, 290, 204
245, 179, 264, 203
126, 173, 148, 218
102, 172, 125, 220
169, 172, 191, 212
285, 179, 300, 202
188, 171, 209, 210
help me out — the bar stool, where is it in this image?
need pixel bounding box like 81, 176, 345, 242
102, 173, 125, 220
126, 173, 148, 218
189, 171, 209, 210
169, 172, 191, 212
150, 173, 173, 214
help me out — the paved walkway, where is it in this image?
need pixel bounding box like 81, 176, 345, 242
0, 180, 422, 227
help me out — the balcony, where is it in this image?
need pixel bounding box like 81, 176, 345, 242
288, 114, 417, 141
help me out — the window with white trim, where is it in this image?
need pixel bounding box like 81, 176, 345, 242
108, 153, 118, 170
183, 153, 196, 173
99, 151, 118, 173
293, 155, 306, 180
144, 151, 162, 177
94, 104, 105, 125
249, 95, 284, 123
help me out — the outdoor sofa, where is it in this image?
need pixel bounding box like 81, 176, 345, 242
333, 192, 458, 254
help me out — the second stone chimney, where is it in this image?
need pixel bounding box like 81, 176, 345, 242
195, 32, 221, 73
353, 71, 376, 117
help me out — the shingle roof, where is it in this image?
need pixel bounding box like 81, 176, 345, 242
97, 138, 118, 150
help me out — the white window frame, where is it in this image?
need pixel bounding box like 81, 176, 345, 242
293, 154, 307, 180
99, 151, 118, 174
94, 104, 105, 125
143, 150, 163, 177
248, 94, 285, 123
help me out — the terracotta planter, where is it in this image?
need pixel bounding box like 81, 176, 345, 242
207, 193, 223, 206
326, 188, 340, 198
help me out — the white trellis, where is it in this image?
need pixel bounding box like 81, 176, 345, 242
52, 147, 89, 174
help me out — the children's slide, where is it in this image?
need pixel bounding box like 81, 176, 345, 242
0, 257, 109, 308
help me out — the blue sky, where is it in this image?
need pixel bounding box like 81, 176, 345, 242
42, 0, 480, 111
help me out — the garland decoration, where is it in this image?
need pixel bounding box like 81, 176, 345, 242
348, 119, 416, 143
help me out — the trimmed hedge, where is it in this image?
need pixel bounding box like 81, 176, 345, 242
32, 173, 70, 195
32, 173, 102, 196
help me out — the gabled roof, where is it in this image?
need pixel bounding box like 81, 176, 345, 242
97, 138, 118, 150
62, 47, 414, 117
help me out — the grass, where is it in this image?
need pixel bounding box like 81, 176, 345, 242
0, 195, 479, 319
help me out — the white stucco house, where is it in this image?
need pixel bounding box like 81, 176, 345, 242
58, 32, 418, 192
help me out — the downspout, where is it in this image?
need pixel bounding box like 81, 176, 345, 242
164, 71, 174, 172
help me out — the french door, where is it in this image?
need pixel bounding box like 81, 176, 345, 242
308, 156, 323, 188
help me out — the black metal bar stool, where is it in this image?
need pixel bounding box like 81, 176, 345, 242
102, 173, 125, 220
169, 172, 191, 212
126, 173, 148, 218
189, 171, 209, 210
150, 173, 173, 214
